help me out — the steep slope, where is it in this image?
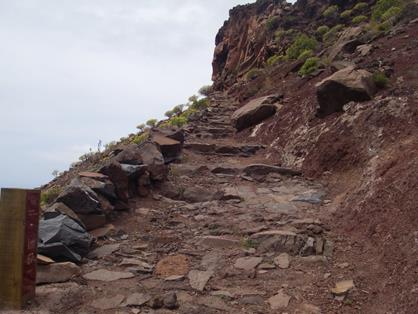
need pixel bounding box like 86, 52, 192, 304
211, 0, 418, 312
30, 0, 418, 313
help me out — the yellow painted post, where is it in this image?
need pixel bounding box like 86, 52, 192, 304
0, 188, 40, 310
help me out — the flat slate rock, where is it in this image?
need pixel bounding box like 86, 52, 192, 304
91, 294, 125, 310
123, 293, 152, 307
234, 257, 263, 271
188, 270, 213, 291
89, 243, 120, 259
268, 291, 291, 310
83, 269, 135, 282
37, 262, 81, 284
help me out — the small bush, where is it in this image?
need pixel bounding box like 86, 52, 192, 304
297, 49, 314, 61
146, 119, 158, 128
266, 16, 280, 32
164, 110, 174, 118
172, 104, 185, 115
136, 123, 146, 132
323, 24, 344, 42
298, 57, 321, 76
40, 187, 61, 206
372, 0, 402, 21
246, 68, 263, 80
267, 54, 286, 66
132, 132, 149, 144
323, 5, 339, 17
381, 6, 402, 21
353, 2, 368, 12
352, 15, 369, 24
373, 71, 389, 88
189, 97, 209, 111
167, 116, 188, 128
198, 85, 212, 96
340, 9, 353, 19
286, 34, 318, 60
316, 25, 330, 36
274, 29, 285, 42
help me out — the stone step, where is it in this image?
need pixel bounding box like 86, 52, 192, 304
184, 142, 265, 156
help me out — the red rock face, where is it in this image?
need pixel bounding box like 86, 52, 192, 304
211, 0, 362, 90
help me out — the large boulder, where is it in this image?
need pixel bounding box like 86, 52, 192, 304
151, 133, 183, 164
138, 141, 167, 181
56, 179, 103, 215
99, 161, 130, 201
231, 94, 282, 131
114, 144, 143, 165
79, 173, 117, 200
316, 66, 375, 117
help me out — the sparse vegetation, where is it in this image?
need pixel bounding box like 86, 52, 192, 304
340, 9, 353, 19
373, 71, 390, 88
297, 49, 314, 61
241, 237, 258, 249
40, 187, 62, 206
323, 5, 339, 18
353, 2, 368, 12
266, 16, 280, 32
381, 6, 402, 21
316, 25, 330, 36
146, 119, 158, 128
352, 15, 369, 24
372, 0, 403, 21
198, 85, 212, 96
246, 68, 263, 80
132, 132, 149, 144
267, 54, 286, 66
323, 24, 344, 42
298, 57, 321, 76
136, 123, 146, 132
286, 34, 318, 60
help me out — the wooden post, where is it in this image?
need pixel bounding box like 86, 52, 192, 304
0, 188, 40, 310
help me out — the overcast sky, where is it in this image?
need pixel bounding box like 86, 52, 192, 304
0, 0, 257, 188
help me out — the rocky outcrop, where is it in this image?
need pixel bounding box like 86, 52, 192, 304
232, 94, 282, 131
316, 66, 375, 117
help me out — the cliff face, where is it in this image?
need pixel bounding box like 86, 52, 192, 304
212, 0, 363, 89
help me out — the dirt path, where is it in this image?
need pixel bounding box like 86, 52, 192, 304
29, 94, 354, 314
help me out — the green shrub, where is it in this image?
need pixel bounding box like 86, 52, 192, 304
373, 71, 389, 88
132, 132, 149, 145
372, 0, 402, 21
246, 68, 263, 80
323, 5, 339, 17
298, 57, 321, 76
146, 119, 158, 128
274, 29, 285, 42
352, 15, 369, 24
198, 85, 212, 96
353, 2, 368, 12
266, 16, 280, 32
323, 24, 344, 42
167, 116, 188, 128
172, 104, 185, 115
340, 9, 353, 19
297, 49, 314, 61
381, 6, 402, 21
40, 187, 61, 206
267, 54, 286, 66
136, 123, 146, 131
164, 110, 174, 118
316, 25, 330, 36
189, 97, 209, 111
286, 34, 318, 60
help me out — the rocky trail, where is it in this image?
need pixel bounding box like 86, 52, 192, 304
28, 93, 355, 314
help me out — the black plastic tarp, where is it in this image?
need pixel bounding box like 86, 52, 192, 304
38, 213, 93, 263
